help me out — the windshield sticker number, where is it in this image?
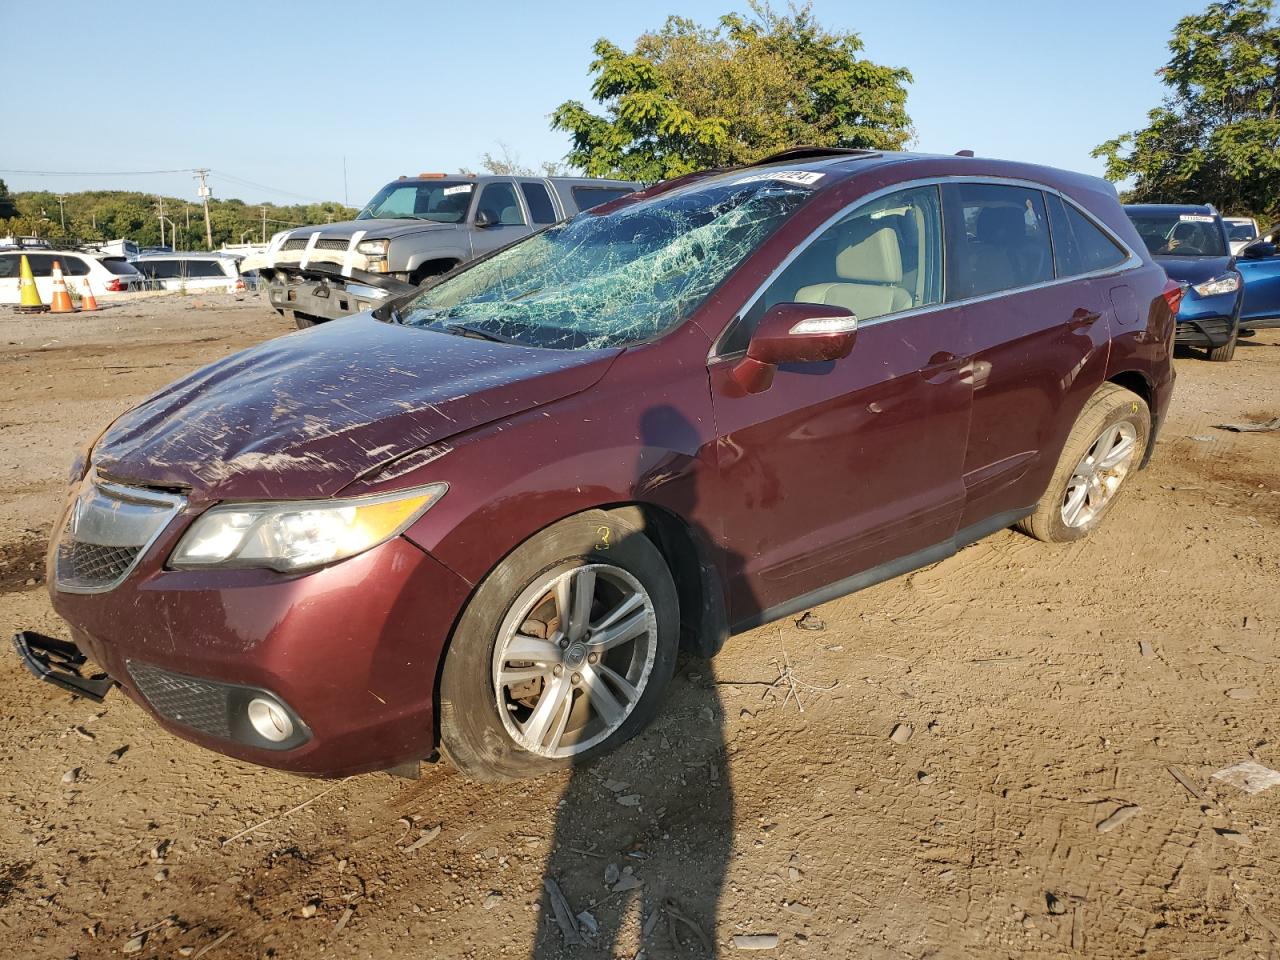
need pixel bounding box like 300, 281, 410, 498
733, 170, 826, 188
1178, 214, 1214, 222
443, 184, 474, 196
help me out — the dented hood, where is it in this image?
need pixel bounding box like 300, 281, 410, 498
93, 315, 619, 502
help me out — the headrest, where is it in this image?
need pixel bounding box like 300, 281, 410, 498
835, 223, 903, 284
976, 206, 1027, 245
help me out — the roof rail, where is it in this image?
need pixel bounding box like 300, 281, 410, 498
746, 146, 881, 167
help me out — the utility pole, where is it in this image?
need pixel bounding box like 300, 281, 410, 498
156, 196, 166, 248
261, 205, 267, 244
55, 195, 67, 232
194, 169, 213, 250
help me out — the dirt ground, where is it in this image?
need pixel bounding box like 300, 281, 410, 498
0, 294, 1277, 960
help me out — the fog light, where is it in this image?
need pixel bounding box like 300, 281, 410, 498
247, 697, 294, 742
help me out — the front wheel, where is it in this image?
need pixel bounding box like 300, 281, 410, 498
438, 510, 679, 781
1207, 329, 1238, 362
1019, 383, 1150, 543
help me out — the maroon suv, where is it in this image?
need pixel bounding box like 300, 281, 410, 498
20, 148, 1177, 780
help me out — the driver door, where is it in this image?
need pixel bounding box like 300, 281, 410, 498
706, 184, 973, 624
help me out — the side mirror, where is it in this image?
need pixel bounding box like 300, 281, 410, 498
730, 302, 857, 394
474, 209, 497, 228
1242, 240, 1276, 259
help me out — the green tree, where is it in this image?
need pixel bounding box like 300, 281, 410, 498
1093, 0, 1280, 218
0, 179, 15, 220
551, 2, 913, 182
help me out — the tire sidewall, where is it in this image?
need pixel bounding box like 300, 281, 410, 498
1046, 393, 1150, 542
439, 510, 679, 781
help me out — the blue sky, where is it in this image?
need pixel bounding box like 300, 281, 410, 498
3, 1, 1204, 206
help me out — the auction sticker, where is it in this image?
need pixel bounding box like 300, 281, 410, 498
443, 184, 474, 196
734, 170, 826, 187
1179, 214, 1214, 222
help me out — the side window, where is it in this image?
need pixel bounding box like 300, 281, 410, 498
1045, 193, 1128, 277
26, 254, 55, 277
519, 182, 558, 224
186, 260, 227, 278
572, 186, 633, 211
63, 256, 91, 276
944, 183, 1053, 300
141, 260, 182, 279
722, 185, 944, 355
475, 182, 525, 225
0, 255, 18, 279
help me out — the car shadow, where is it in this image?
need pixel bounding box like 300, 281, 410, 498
531, 405, 758, 958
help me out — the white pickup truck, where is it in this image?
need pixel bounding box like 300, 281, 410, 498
244, 173, 636, 327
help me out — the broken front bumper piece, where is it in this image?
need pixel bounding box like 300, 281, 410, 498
12, 630, 116, 701
268, 263, 416, 323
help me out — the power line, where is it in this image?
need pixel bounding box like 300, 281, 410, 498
208, 171, 330, 204
0, 168, 192, 176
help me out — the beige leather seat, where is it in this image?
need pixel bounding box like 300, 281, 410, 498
795, 222, 912, 320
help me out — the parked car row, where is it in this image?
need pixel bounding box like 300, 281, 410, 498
1121, 203, 1280, 362
0, 247, 256, 304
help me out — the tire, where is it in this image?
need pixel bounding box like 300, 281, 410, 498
1207, 329, 1237, 362
293, 312, 319, 330
1018, 383, 1150, 543
438, 510, 679, 781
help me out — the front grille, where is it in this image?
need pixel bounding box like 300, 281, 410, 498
53, 475, 186, 593
128, 661, 233, 739
280, 237, 349, 252
56, 542, 140, 589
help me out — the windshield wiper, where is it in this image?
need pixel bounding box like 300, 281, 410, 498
440, 322, 525, 345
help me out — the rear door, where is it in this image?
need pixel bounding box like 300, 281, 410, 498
470, 180, 532, 257
706, 184, 973, 623
944, 183, 1119, 526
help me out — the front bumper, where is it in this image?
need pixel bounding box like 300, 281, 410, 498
46, 529, 472, 777
1175, 289, 1240, 347
267, 265, 414, 324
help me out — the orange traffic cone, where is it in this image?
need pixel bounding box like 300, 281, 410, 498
15, 254, 49, 313
79, 279, 99, 312
49, 261, 75, 313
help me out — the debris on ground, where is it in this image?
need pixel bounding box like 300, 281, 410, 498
1225, 687, 1256, 700
1214, 828, 1251, 846
889, 723, 913, 745
1138, 639, 1155, 658
1213, 416, 1280, 433
1096, 805, 1141, 833
403, 825, 441, 852
664, 898, 711, 951
795, 612, 825, 631
1212, 761, 1280, 795
544, 878, 582, 946
1167, 766, 1209, 804
732, 933, 780, 950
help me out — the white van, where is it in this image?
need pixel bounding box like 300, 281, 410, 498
132, 253, 249, 293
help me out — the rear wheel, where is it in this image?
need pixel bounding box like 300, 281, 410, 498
1018, 383, 1149, 543
438, 510, 679, 781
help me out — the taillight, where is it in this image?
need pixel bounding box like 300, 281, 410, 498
105, 278, 125, 292
1161, 279, 1183, 317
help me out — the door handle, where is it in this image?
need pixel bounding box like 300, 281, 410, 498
921, 350, 961, 374
1068, 308, 1101, 330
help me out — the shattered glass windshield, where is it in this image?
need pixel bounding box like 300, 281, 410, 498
357, 181, 475, 223
395, 173, 821, 349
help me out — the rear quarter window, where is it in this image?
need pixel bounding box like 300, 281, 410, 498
1046, 194, 1128, 277
185, 260, 229, 278
62, 256, 92, 277
572, 186, 634, 211
103, 257, 141, 276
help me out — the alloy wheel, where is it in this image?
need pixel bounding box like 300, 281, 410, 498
491, 563, 657, 758
1060, 421, 1140, 528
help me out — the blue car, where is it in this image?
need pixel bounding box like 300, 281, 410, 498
1124, 204, 1242, 361
1236, 224, 1280, 332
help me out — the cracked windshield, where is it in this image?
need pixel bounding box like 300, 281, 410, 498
396, 174, 819, 349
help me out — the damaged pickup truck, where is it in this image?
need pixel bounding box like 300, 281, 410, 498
245, 173, 636, 327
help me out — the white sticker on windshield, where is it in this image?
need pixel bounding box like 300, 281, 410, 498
443, 184, 474, 196
733, 170, 826, 187
1179, 214, 1214, 222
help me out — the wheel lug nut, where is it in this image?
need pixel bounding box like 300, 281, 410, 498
587, 652, 599, 664
559, 638, 569, 648
552, 665, 563, 677
571, 673, 582, 685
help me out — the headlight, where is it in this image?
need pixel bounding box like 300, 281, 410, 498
170, 483, 446, 572
1192, 273, 1241, 297
356, 239, 390, 257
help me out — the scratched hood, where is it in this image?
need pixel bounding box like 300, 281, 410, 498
93, 315, 619, 502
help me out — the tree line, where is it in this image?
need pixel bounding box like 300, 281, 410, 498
0, 185, 356, 249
